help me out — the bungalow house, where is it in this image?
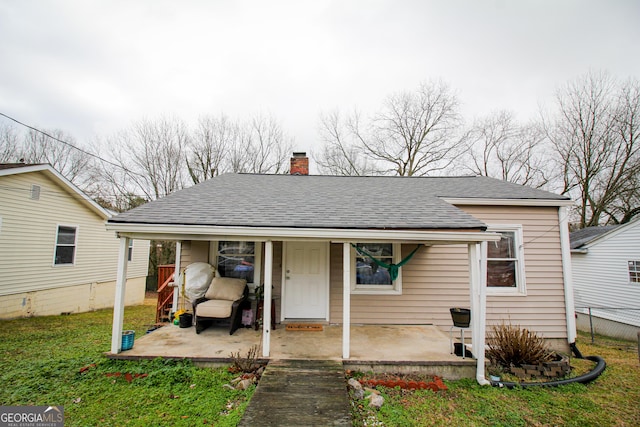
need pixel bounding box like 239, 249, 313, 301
0, 163, 150, 318
570, 219, 640, 341
106, 153, 575, 385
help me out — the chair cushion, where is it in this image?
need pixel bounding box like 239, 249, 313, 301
204, 277, 246, 301
196, 299, 234, 318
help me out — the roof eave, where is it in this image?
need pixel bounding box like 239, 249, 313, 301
442, 197, 574, 207
106, 222, 501, 244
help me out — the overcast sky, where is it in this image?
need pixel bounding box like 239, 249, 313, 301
1, 0, 639, 157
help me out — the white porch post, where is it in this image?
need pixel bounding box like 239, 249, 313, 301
110, 236, 130, 354
558, 206, 577, 344
171, 241, 182, 314
262, 240, 273, 357
468, 242, 490, 385
342, 242, 351, 359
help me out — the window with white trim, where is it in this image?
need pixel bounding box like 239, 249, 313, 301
486, 225, 526, 294
629, 261, 640, 283
54, 225, 77, 265
351, 243, 402, 294
215, 241, 257, 285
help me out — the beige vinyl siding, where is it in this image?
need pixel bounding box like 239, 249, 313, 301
466, 206, 567, 338
179, 240, 210, 265
0, 171, 149, 298
329, 205, 567, 340
330, 244, 470, 326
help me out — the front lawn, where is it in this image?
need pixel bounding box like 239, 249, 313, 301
350, 331, 640, 426
2, 305, 638, 426
0, 304, 253, 426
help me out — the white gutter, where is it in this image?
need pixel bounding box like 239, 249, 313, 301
342, 242, 351, 359
108, 223, 501, 244
469, 242, 491, 386
172, 242, 182, 314
558, 206, 577, 344
442, 197, 574, 207
262, 241, 273, 357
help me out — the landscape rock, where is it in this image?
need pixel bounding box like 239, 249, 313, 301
236, 379, 253, 390
347, 378, 362, 389
367, 393, 384, 409
348, 378, 364, 399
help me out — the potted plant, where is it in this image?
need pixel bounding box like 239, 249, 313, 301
487, 364, 504, 382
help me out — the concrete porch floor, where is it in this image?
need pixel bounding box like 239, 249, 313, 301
108, 323, 476, 379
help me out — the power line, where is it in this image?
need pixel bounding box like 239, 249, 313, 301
0, 111, 143, 176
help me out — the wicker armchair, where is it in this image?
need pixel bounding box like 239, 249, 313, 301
193, 277, 249, 335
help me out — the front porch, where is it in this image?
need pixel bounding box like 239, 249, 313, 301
107, 323, 476, 380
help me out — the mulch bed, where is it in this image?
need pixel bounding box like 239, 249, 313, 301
285, 323, 324, 331
350, 372, 448, 392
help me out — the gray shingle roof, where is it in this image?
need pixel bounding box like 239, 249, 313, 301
110, 174, 569, 230
0, 163, 42, 170
570, 225, 621, 249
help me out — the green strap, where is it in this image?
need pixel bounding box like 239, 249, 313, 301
351, 244, 423, 281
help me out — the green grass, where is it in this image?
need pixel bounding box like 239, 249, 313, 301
3, 306, 639, 427
351, 331, 640, 426
0, 304, 253, 426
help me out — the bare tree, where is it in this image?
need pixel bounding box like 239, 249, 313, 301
314, 110, 384, 176
602, 78, 640, 224
186, 113, 293, 184
460, 110, 552, 188
0, 123, 20, 163
19, 127, 94, 185
316, 80, 463, 176
547, 71, 640, 227
187, 114, 236, 183
101, 115, 189, 201
245, 113, 292, 174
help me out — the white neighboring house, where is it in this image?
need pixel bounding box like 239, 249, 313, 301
570, 219, 640, 341
0, 163, 150, 318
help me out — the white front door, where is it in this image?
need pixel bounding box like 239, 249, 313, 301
283, 241, 329, 320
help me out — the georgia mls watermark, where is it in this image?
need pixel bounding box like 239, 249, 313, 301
0, 406, 64, 427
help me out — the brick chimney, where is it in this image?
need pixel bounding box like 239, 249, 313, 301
290, 152, 309, 175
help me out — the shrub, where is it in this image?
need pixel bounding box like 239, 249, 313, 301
486, 321, 553, 368
229, 344, 261, 373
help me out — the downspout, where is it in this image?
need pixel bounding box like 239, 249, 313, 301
469, 242, 490, 386
558, 206, 577, 345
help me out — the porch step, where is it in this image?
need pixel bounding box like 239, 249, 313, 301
238, 359, 351, 427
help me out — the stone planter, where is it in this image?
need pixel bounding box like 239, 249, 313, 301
509, 353, 571, 380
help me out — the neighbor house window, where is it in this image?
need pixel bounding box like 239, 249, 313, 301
486, 225, 526, 294
127, 240, 134, 262
629, 261, 640, 283
54, 225, 77, 265
216, 241, 256, 284
351, 243, 402, 294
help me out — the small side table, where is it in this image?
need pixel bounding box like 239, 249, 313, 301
450, 326, 471, 359
254, 298, 277, 331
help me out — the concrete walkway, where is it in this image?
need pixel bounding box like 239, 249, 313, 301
238, 359, 352, 427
